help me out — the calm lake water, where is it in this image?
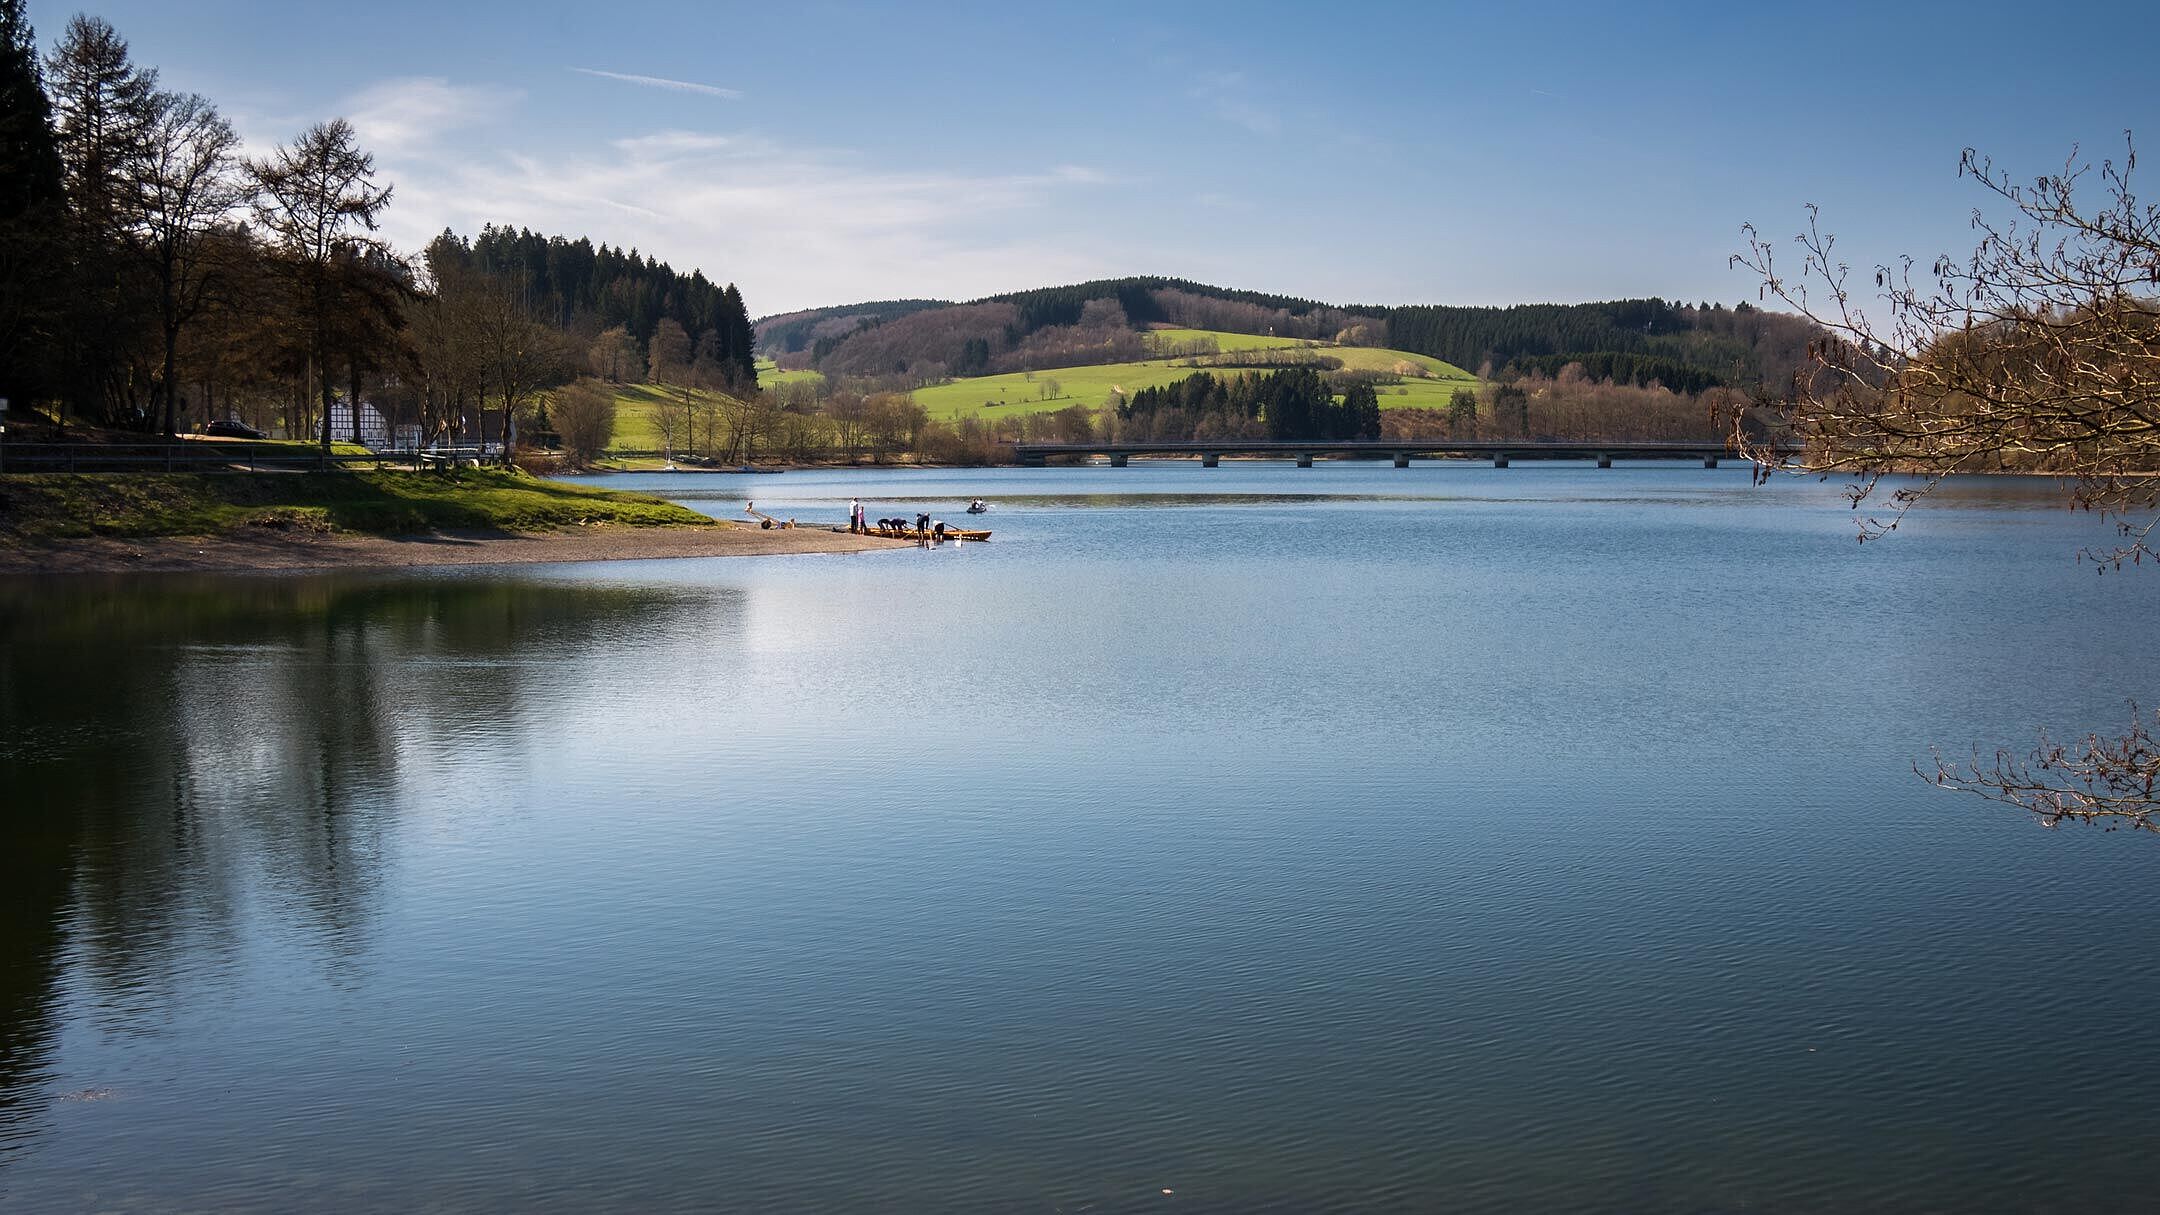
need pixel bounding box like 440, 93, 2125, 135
2, 461, 2155, 1212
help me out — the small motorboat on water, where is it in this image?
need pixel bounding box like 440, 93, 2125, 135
965, 499, 989, 514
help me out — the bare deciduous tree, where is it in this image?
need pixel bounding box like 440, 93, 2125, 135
550, 377, 616, 468
587, 325, 637, 382
1732, 136, 2160, 553
1923, 706, 2160, 833
133, 91, 246, 436
1735, 136, 2160, 832
471, 271, 566, 462
249, 118, 392, 450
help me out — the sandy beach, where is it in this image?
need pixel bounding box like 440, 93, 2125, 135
0, 521, 910, 576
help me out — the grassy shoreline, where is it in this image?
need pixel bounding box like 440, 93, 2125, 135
0, 469, 913, 575
0, 468, 715, 542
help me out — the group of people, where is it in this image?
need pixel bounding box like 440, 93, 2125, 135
849, 499, 949, 544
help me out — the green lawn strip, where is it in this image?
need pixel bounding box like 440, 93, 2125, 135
763, 367, 826, 389
0, 470, 712, 541
1145, 328, 1313, 353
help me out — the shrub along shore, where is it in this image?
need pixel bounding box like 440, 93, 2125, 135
0, 469, 904, 574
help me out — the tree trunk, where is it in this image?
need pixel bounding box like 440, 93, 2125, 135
315, 343, 334, 453
160, 319, 180, 440
348, 354, 363, 447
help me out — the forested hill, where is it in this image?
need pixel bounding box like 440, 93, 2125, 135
753, 278, 1373, 360
449, 224, 756, 378
761, 277, 1819, 395
1387, 299, 1818, 396
757, 299, 951, 359
980, 277, 1382, 335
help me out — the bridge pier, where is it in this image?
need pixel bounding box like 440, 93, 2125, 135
1494, 453, 1510, 468
1393, 452, 1409, 469
1703, 455, 1719, 468
1201, 453, 1219, 468
1596, 454, 1612, 469
1109, 454, 1128, 468
1296, 453, 1313, 468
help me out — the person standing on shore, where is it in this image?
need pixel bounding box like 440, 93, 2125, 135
848, 497, 862, 533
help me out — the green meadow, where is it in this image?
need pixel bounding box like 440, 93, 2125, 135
910, 329, 1476, 421
1145, 328, 1309, 352
598, 329, 1477, 444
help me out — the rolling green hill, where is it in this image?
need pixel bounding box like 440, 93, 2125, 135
910, 330, 1475, 421
591, 329, 1474, 455
759, 277, 1823, 399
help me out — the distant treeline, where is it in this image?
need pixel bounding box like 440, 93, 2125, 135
1121, 369, 1381, 442
1387, 299, 1818, 394
460, 225, 756, 384
1501, 351, 1722, 395
981, 276, 1379, 336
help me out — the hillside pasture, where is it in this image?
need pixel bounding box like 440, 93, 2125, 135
589, 382, 745, 452
1145, 327, 1312, 353
588, 331, 1478, 443
909, 330, 1476, 421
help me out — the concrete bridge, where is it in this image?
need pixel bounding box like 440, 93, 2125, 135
1010, 439, 1794, 469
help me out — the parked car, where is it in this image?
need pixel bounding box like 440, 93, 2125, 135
205, 418, 267, 440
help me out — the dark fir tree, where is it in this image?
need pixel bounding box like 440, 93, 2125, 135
718, 282, 755, 389
0, 0, 62, 409
46, 14, 159, 425
464, 225, 752, 379
1339, 381, 1381, 441
1447, 386, 1478, 435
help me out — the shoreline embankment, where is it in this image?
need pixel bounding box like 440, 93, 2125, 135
0, 521, 907, 576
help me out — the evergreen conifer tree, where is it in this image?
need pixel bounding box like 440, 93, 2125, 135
0, 0, 62, 407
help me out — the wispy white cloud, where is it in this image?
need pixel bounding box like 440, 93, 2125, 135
345, 77, 522, 158
571, 68, 742, 100
363, 92, 1117, 310
611, 130, 739, 156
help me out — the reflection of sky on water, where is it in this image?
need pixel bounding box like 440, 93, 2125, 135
2, 466, 2157, 1211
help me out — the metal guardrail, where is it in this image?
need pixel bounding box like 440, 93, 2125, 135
0, 444, 492, 474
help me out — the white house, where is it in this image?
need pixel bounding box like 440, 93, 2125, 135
325, 398, 392, 449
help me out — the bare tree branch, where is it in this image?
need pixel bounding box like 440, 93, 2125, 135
1736, 137, 2160, 832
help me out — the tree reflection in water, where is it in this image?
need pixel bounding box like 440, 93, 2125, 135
0, 573, 718, 1157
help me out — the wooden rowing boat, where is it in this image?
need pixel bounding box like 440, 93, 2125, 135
837, 525, 991, 542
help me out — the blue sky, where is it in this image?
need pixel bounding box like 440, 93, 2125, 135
50, 0, 2160, 317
